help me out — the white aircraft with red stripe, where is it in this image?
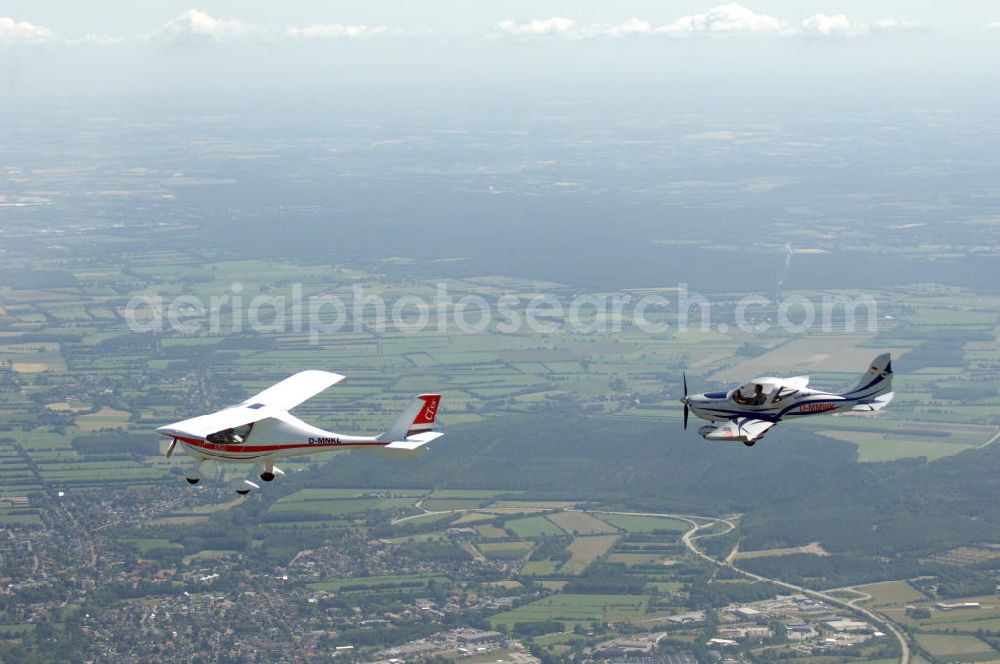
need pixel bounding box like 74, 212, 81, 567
156, 370, 442, 494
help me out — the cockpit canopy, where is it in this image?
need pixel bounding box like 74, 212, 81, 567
730, 379, 802, 407
732, 382, 774, 406
206, 423, 253, 445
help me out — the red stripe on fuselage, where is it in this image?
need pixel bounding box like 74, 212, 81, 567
174, 435, 388, 455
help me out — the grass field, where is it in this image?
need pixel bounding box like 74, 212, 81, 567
182, 550, 240, 565
452, 512, 495, 525
560, 535, 619, 574
121, 537, 182, 553
269, 496, 418, 517
308, 573, 448, 592
597, 513, 688, 533
607, 553, 672, 566
521, 560, 560, 576
488, 593, 652, 627
548, 511, 616, 535
478, 541, 534, 559
474, 524, 509, 538
856, 580, 927, 606
914, 633, 996, 658
818, 430, 979, 462
420, 498, 488, 511
734, 541, 829, 561
708, 335, 906, 382
507, 515, 565, 538
429, 489, 517, 499
74, 406, 131, 431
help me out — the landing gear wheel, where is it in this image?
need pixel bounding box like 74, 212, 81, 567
236, 488, 250, 495
743, 440, 756, 447
260, 472, 275, 482
186, 477, 200, 485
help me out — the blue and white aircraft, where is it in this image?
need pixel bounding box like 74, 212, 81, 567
680, 353, 893, 446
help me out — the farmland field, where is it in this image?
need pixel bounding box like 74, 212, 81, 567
914, 633, 996, 658
507, 515, 565, 538
857, 580, 927, 606
598, 513, 689, 533
560, 535, 620, 574
548, 511, 616, 535
488, 594, 653, 627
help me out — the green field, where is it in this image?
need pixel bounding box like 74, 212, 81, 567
269, 496, 418, 517
308, 573, 449, 592
478, 541, 535, 559
548, 511, 616, 535
560, 535, 619, 574
857, 580, 927, 606
507, 515, 565, 538
915, 633, 996, 658
597, 513, 689, 533
488, 594, 654, 627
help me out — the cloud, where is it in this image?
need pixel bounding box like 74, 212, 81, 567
589, 19, 657, 38
495, 17, 579, 39
495, 5, 793, 40
495, 5, 921, 41
151, 9, 248, 44
801, 14, 919, 38
287, 23, 400, 39
494, 16, 663, 40
65, 33, 124, 46
985, 21, 1000, 32
0, 16, 54, 44
660, 3, 792, 35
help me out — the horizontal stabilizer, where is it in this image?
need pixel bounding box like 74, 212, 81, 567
384, 431, 445, 451
852, 391, 894, 412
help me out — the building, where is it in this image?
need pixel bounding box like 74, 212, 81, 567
734, 607, 762, 620
936, 602, 980, 611
823, 619, 872, 633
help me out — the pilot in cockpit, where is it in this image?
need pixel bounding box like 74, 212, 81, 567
207, 428, 244, 445
734, 384, 766, 406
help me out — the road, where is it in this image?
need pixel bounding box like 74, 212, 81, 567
653, 511, 910, 664
391, 502, 911, 664
978, 427, 1000, 449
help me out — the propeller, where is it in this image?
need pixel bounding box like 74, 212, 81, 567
682, 372, 689, 430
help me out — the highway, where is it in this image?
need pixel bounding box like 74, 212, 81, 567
393, 503, 910, 664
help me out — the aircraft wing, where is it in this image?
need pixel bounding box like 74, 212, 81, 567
702, 417, 776, 443
237, 370, 346, 411
158, 405, 280, 438
158, 371, 346, 438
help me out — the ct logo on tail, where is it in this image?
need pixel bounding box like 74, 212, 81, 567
419, 396, 439, 422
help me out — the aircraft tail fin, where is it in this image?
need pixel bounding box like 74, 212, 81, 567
844, 353, 893, 399
379, 394, 441, 443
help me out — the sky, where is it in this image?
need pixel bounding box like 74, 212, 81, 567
0, 1, 998, 98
